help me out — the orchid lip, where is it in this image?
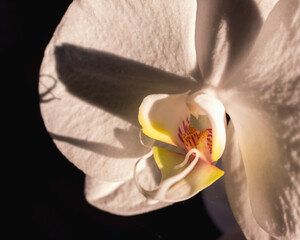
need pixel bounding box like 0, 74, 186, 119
134, 147, 223, 203
136, 91, 226, 203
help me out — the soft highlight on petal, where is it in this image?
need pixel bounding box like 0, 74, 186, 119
222, 121, 274, 239
139, 93, 190, 149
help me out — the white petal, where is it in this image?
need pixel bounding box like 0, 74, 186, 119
85, 177, 171, 216
220, 0, 300, 238
85, 153, 171, 216
39, 0, 198, 181
222, 121, 273, 240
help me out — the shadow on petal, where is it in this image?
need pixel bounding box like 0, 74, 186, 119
40, 43, 198, 181
50, 126, 150, 158
39, 74, 61, 103
223, 0, 262, 75
54, 44, 198, 126
195, 0, 262, 82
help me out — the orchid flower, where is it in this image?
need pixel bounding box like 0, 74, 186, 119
135, 89, 226, 203
39, 0, 300, 239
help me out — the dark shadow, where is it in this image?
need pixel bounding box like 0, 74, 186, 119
39, 74, 61, 103
50, 126, 149, 158
54, 44, 198, 126
190, 62, 203, 81
223, 0, 262, 72
195, 0, 262, 79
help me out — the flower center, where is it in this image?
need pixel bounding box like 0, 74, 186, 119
178, 120, 213, 159
182, 125, 207, 150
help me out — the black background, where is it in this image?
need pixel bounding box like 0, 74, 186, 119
4, 0, 222, 239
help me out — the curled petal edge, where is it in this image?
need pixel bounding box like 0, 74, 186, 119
187, 91, 226, 161
134, 147, 224, 203
138, 92, 191, 150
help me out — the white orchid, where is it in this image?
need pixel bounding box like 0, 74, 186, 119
39, 0, 300, 239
